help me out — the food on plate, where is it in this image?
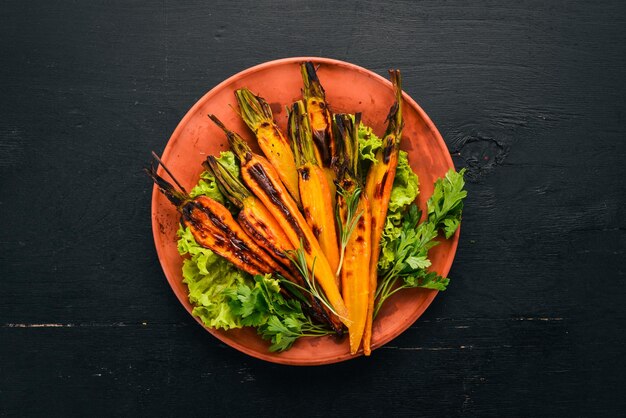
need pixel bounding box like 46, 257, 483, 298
362, 69, 403, 355
148, 62, 467, 354
288, 100, 341, 276
146, 158, 292, 279
334, 113, 372, 354
235, 88, 301, 205
204, 156, 340, 331
208, 113, 350, 328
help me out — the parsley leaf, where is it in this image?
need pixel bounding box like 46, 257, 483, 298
227, 275, 334, 352
427, 168, 467, 238
261, 316, 304, 352
403, 271, 450, 291
374, 169, 467, 317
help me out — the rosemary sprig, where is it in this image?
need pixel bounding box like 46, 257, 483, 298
335, 185, 363, 276
285, 241, 349, 322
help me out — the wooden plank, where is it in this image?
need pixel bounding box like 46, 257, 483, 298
1, 0, 625, 416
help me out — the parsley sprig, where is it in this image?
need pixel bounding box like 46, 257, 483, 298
374, 168, 467, 317
427, 168, 467, 238
228, 275, 333, 352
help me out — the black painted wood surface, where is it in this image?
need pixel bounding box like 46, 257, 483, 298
1, 1, 625, 416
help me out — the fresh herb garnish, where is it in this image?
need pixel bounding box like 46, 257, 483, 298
284, 241, 348, 323
228, 275, 333, 352
335, 185, 363, 276
374, 168, 467, 317
427, 168, 467, 238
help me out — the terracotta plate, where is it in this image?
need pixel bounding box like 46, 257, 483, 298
151, 57, 459, 365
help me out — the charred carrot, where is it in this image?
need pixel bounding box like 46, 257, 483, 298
335, 113, 372, 354
208, 114, 351, 328
342, 199, 371, 353
146, 161, 288, 278
363, 70, 404, 356
235, 88, 301, 204
300, 61, 336, 192
288, 100, 341, 276
205, 155, 342, 332
204, 155, 294, 268
191, 195, 298, 280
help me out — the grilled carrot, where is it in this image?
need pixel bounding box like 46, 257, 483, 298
235, 88, 301, 205
343, 198, 371, 353
204, 155, 294, 268
363, 70, 404, 356
300, 61, 337, 193
208, 114, 351, 328
146, 162, 289, 278
288, 100, 341, 276
205, 155, 342, 332
191, 195, 297, 280
334, 113, 372, 354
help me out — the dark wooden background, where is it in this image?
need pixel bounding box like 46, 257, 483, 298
1, 1, 625, 416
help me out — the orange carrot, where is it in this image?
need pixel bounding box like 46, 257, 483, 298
342, 198, 371, 353
288, 100, 341, 276
334, 113, 372, 354
204, 156, 294, 268
235, 88, 301, 204
300, 61, 337, 195
208, 114, 351, 328
363, 70, 404, 356
146, 164, 286, 278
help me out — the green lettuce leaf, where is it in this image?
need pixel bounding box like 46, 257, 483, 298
358, 123, 382, 164
188, 173, 223, 202
388, 151, 420, 213
178, 224, 252, 330
188, 151, 240, 205
177, 151, 250, 330
378, 150, 420, 271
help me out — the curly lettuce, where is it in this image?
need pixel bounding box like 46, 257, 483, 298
358, 123, 382, 165
177, 224, 251, 330
188, 151, 239, 205
175, 151, 250, 330
357, 124, 421, 271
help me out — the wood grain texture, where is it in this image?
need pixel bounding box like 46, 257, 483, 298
1, 0, 625, 416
